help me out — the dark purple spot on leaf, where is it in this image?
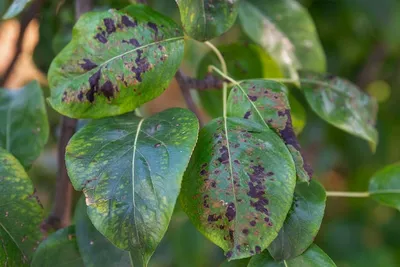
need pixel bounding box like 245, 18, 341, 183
87, 69, 101, 102
244, 110, 251, 119
218, 146, 229, 164
225, 203, 236, 221
103, 18, 116, 34
242, 229, 249, 235
121, 15, 137, 27
94, 33, 107, 44
250, 220, 256, 226
154, 143, 161, 148
255, 246, 261, 254
100, 80, 115, 100
248, 94, 258, 101
79, 59, 97, 71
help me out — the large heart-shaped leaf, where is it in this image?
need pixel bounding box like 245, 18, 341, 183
175, 0, 239, 41
227, 80, 312, 182
31, 226, 84, 267
180, 117, 296, 260
238, 0, 326, 80
66, 108, 199, 266
300, 72, 378, 151
48, 5, 184, 119
369, 163, 400, 211
248, 244, 336, 267
268, 180, 326, 260
0, 81, 49, 169
2, 0, 30, 19
74, 197, 131, 267
0, 147, 43, 266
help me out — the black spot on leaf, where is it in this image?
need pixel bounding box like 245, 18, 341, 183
248, 94, 258, 101
244, 110, 251, 119
218, 146, 229, 164
225, 202, 236, 221
79, 59, 98, 71
94, 33, 107, 44
86, 69, 101, 102
122, 38, 140, 47
121, 15, 137, 28
100, 80, 115, 100
103, 18, 116, 34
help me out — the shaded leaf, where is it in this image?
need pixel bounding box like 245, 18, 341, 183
238, 0, 326, 81
2, 0, 30, 19
248, 244, 336, 267
369, 163, 400, 211
0, 148, 43, 266
176, 0, 239, 41
31, 226, 84, 267
66, 108, 199, 266
74, 197, 131, 267
227, 80, 312, 182
48, 5, 184, 119
180, 117, 296, 260
0, 81, 49, 169
300, 72, 378, 151
288, 94, 306, 135
220, 258, 250, 267
268, 180, 326, 260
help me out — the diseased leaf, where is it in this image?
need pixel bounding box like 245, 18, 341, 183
0, 81, 49, 169
238, 0, 326, 81
300, 72, 378, 151
0, 148, 43, 266
66, 108, 199, 266
288, 94, 306, 135
369, 163, 400, 211
74, 197, 131, 267
48, 5, 184, 119
248, 244, 336, 267
268, 180, 326, 260
197, 43, 282, 118
180, 117, 296, 260
227, 80, 312, 182
176, 0, 239, 41
31, 226, 84, 267
2, 0, 30, 19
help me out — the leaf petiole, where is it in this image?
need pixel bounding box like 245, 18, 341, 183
325, 191, 370, 198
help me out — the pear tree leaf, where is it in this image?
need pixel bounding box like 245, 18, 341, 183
2, 0, 30, 19
288, 94, 306, 136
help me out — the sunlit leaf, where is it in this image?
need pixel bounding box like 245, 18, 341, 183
74, 197, 131, 267
0, 81, 49, 169
227, 80, 312, 182
288, 94, 306, 135
2, 0, 30, 19
180, 117, 296, 260
0, 148, 43, 266
48, 5, 184, 118
175, 0, 239, 41
300, 72, 378, 152
31, 226, 84, 267
268, 180, 326, 260
66, 108, 199, 266
369, 163, 400, 211
248, 244, 336, 267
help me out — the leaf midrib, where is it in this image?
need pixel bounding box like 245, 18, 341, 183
0, 220, 27, 261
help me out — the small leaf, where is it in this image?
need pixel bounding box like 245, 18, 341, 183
74, 197, 131, 267
268, 180, 326, 260
31, 226, 84, 267
300, 72, 378, 151
2, 0, 30, 19
180, 117, 296, 260
248, 244, 336, 267
288, 94, 306, 135
227, 80, 312, 182
0, 81, 49, 169
175, 0, 239, 41
66, 108, 199, 266
48, 5, 184, 118
369, 163, 400, 211
238, 0, 326, 80
0, 147, 43, 266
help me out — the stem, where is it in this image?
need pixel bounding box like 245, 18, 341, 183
204, 41, 227, 75
326, 191, 370, 198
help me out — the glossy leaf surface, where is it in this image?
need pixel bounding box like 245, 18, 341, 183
0, 148, 43, 266
31, 226, 84, 267
268, 180, 326, 260
48, 5, 184, 118
301, 72, 378, 151
248, 244, 336, 267
66, 108, 199, 266
2, 0, 30, 19
74, 197, 131, 267
180, 117, 296, 260
227, 80, 312, 182
0, 81, 49, 168
369, 163, 400, 211
176, 0, 239, 41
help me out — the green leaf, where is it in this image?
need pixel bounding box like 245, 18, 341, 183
369, 163, 400, 211
175, 0, 239, 41
220, 258, 250, 267
227, 80, 312, 182
2, 0, 30, 19
0, 148, 43, 266
238, 0, 326, 81
31, 226, 84, 267
248, 244, 336, 267
74, 197, 131, 267
268, 180, 326, 260
0, 81, 49, 169
300, 72, 378, 152
66, 108, 199, 266
180, 117, 296, 260
48, 5, 184, 119
288, 94, 306, 135
197, 43, 282, 118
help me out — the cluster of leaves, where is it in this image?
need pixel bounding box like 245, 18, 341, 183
1, 0, 400, 266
